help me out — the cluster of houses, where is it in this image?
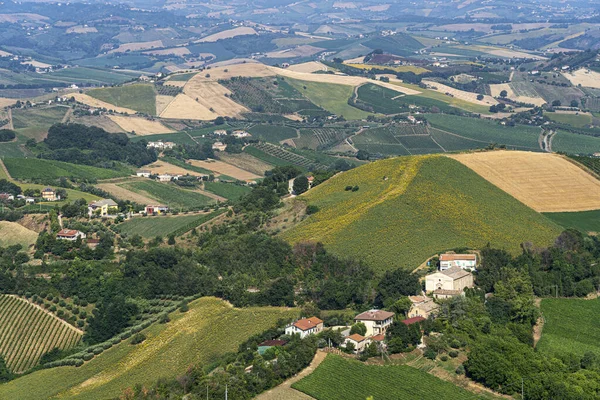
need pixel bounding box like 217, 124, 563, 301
146, 141, 176, 151
211, 130, 251, 152
282, 253, 477, 354
0, 187, 61, 204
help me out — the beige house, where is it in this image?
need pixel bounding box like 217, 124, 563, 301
354, 310, 395, 336
439, 253, 477, 271
425, 267, 474, 299
41, 187, 58, 201
88, 199, 118, 217
343, 334, 370, 353
408, 296, 439, 319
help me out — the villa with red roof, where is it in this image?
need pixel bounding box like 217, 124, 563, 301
56, 229, 86, 241
354, 309, 395, 336
284, 316, 323, 338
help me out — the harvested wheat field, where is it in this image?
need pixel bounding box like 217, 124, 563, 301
159, 94, 215, 120
109, 40, 164, 53
449, 151, 600, 212
286, 61, 329, 73
163, 80, 187, 88
155, 95, 175, 115
145, 160, 206, 176
0, 98, 16, 108
217, 152, 273, 176
71, 115, 125, 133
108, 116, 175, 135
562, 68, 600, 89
71, 93, 136, 114
66, 25, 97, 34
204, 63, 276, 81
489, 83, 546, 106
96, 182, 157, 205
423, 80, 498, 106
198, 27, 258, 42
183, 78, 248, 117
266, 45, 325, 58
188, 159, 260, 181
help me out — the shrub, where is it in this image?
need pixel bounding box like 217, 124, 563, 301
352, 185, 359, 192
456, 364, 465, 375
179, 301, 189, 313
306, 205, 319, 215
131, 333, 146, 345
440, 355, 449, 361
83, 353, 94, 361
424, 348, 436, 360
449, 350, 459, 358
159, 313, 170, 324
59, 300, 66, 307
450, 339, 461, 349
344, 186, 353, 191
93, 347, 103, 355
77, 320, 84, 327
50, 305, 57, 312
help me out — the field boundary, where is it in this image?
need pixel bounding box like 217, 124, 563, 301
8, 295, 83, 335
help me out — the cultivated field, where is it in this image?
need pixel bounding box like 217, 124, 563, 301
71, 93, 136, 114
118, 180, 214, 210
117, 211, 221, 238
87, 85, 156, 116
155, 94, 175, 115
108, 40, 164, 53
0, 297, 297, 400
183, 77, 248, 117
551, 130, 600, 155
11, 106, 70, 140
449, 151, 600, 212
0, 98, 16, 108
346, 63, 430, 74
204, 62, 276, 81
158, 94, 215, 120
65, 26, 97, 34
544, 210, 600, 234
188, 159, 261, 181
197, 26, 258, 42
216, 152, 274, 176
108, 116, 174, 135
143, 47, 190, 56
287, 61, 329, 73
537, 298, 600, 357
266, 45, 325, 58
423, 80, 498, 106
0, 221, 38, 248
0, 295, 82, 373
96, 182, 157, 205
283, 156, 560, 273
144, 160, 207, 177
4, 158, 130, 181
293, 355, 482, 400
562, 69, 600, 89
489, 83, 546, 106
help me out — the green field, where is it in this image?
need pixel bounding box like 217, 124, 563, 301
543, 210, 600, 233
167, 72, 197, 82
3, 158, 131, 181
117, 211, 222, 238
203, 181, 251, 200
551, 130, 600, 155
283, 156, 561, 273
286, 78, 372, 120
546, 112, 592, 128
537, 298, 600, 357
356, 84, 460, 114
0, 297, 297, 400
352, 124, 445, 155
11, 106, 70, 141
87, 84, 157, 115
47, 68, 140, 85
248, 124, 297, 143
0, 221, 38, 248
118, 180, 214, 210
293, 355, 483, 400
390, 82, 491, 114
0, 295, 82, 374
244, 145, 298, 168
425, 114, 542, 151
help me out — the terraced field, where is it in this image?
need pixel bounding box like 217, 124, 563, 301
0, 295, 82, 373
283, 155, 561, 273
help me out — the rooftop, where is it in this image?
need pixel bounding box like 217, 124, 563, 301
293, 316, 323, 331
57, 229, 79, 237
440, 253, 476, 261
347, 333, 366, 342
402, 316, 426, 326
355, 309, 395, 321
440, 266, 473, 280
371, 334, 385, 342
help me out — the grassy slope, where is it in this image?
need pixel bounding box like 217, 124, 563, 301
0, 297, 297, 400
283, 156, 561, 273
3, 158, 131, 180
537, 298, 600, 357
286, 78, 372, 120
87, 84, 157, 115
390, 82, 491, 114
0, 221, 38, 248
203, 181, 252, 200
543, 210, 600, 233
546, 112, 592, 128
119, 180, 214, 210
293, 354, 483, 400
11, 106, 69, 141
117, 211, 221, 238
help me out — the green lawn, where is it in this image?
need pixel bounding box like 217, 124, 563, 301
4, 158, 131, 181
118, 180, 214, 210
117, 211, 222, 238
543, 210, 600, 233
87, 84, 157, 115
293, 355, 484, 400
537, 298, 600, 357
203, 181, 251, 200
283, 155, 561, 273
286, 78, 372, 120
0, 297, 297, 400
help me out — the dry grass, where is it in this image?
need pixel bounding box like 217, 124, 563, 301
0, 221, 38, 248
159, 94, 215, 120
71, 115, 125, 133
266, 45, 325, 58
96, 182, 157, 204
197, 27, 257, 43
145, 160, 206, 176
489, 83, 546, 106
109, 40, 164, 54
423, 80, 498, 106
108, 116, 175, 135
0, 98, 16, 108
361, 4, 390, 11
143, 47, 190, 56
155, 95, 175, 115
217, 152, 273, 176
183, 78, 248, 117
188, 159, 261, 181
204, 63, 276, 81
562, 68, 600, 89
449, 151, 600, 212
71, 93, 136, 114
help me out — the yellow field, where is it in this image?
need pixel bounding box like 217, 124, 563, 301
108, 40, 164, 53
158, 94, 215, 120
108, 116, 175, 135
155, 94, 175, 115
562, 68, 600, 89
145, 160, 205, 176
266, 45, 325, 58
96, 182, 157, 205
0, 98, 16, 108
489, 83, 546, 106
449, 151, 600, 212
346, 63, 430, 74
143, 47, 190, 56
204, 62, 276, 81
0, 221, 38, 248
183, 78, 248, 117
197, 26, 257, 43
71, 93, 136, 114
188, 159, 261, 181
422, 80, 498, 106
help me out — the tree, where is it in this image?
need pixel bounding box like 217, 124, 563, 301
356, 149, 370, 160
477, 94, 484, 101
570, 100, 579, 108
0, 356, 12, 383
374, 268, 421, 308
552, 100, 561, 107
167, 235, 176, 245
349, 322, 367, 336
293, 176, 309, 195
499, 90, 507, 98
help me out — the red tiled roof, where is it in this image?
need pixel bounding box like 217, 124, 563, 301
402, 316, 426, 326
259, 339, 287, 347
440, 253, 476, 261
371, 334, 385, 342
347, 333, 366, 342
57, 229, 79, 237
293, 316, 323, 331
355, 309, 395, 321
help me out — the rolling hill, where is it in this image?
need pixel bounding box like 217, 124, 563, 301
283, 155, 562, 273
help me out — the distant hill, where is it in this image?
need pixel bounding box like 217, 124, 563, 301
283, 155, 562, 273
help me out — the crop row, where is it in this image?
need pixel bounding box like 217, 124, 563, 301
253, 143, 325, 169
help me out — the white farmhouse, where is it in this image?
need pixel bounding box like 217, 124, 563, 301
439, 253, 477, 271
136, 170, 151, 178
343, 334, 370, 353
354, 310, 395, 336
284, 317, 323, 338
425, 267, 474, 299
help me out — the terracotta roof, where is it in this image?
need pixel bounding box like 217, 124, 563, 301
293, 317, 323, 331
57, 229, 79, 237
371, 334, 385, 342
355, 309, 395, 321
441, 266, 472, 280
413, 300, 439, 313
402, 316, 425, 325
347, 333, 366, 342
259, 339, 287, 347
440, 253, 476, 261
408, 296, 429, 304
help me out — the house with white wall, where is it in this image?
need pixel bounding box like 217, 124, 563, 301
439, 253, 477, 271
285, 317, 323, 338
354, 310, 395, 336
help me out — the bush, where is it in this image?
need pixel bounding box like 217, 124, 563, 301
424, 348, 436, 360
306, 205, 320, 215
449, 350, 459, 358
93, 347, 103, 355
450, 339, 461, 349
159, 313, 170, 324
131, 333, 146, 345
179, 302, 189, 313
47, 295, 54, 301
77, 320, 84, 328
82, 353, 94, 361
440, 355, 449, 361
456, 364, 465, 375
50, 305, 57, 312
351, 185, 359, 192
344, 186, 353, 191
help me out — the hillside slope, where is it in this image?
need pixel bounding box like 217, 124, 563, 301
283, 156, 561, 273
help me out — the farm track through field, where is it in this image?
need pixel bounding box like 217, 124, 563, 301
6, 108, 13, 130
61, 108, 73, 123
0, 159, 13, 180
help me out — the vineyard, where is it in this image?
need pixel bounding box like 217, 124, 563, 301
0, 295, 82, 373
282, 155, 561, 273
248, 124, 297, 143
537, 298, 600, 357
352, 124, 445, 155
355, 84, 460, 115
249, 143, 326, 169
585, 97, 600, 112
116, 210, 224, 238
292, 355, 482, 400
569, 155, 600, 176
551, 130, 600, 155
